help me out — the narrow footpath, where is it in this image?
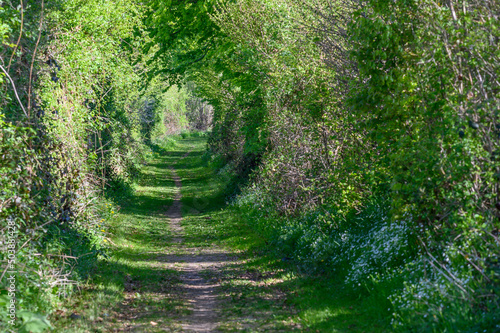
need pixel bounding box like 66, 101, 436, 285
165, 153, 229, 332
55, 136, 385, 333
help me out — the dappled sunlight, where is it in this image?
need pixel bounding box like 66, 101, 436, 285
53, 135, 392, 332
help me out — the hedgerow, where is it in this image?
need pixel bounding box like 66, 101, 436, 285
1, 0, 499, 330
148, 0, 500, 330
0, 0, 185, 331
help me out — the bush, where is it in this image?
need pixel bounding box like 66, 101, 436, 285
0, 0, 165, 330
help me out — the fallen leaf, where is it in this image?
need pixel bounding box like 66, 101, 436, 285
150, 321, 158, 326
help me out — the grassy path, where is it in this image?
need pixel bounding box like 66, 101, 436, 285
165, 151, 226, 332
53, 136, 391, 332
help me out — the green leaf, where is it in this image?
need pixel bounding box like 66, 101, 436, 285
17, 311, 52, 333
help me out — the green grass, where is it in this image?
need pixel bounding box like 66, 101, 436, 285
51, 134, 393, 332
181, 206, 393, 332
51, 140, 190, 332
177, 137, 393, 332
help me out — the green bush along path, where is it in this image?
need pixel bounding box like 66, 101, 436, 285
53, 135, 390, 332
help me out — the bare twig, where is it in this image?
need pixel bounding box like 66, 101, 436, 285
7, 0, 24, 71
457, 249, 491, 282
0, 64, 29, 118
419, 237, 472, 295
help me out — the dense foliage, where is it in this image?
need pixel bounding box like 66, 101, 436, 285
1, 0, 499, 331
148, 0, 500, 331
0, 1, 204, 331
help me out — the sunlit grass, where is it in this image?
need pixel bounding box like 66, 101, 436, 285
51, 139, 188, 332
52, 134, 393, 332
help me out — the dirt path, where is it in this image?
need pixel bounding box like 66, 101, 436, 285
55, 138, 303, 332
166, 156, 227, 332
55, 137, 380, 333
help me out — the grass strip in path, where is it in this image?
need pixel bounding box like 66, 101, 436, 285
166, 146, 228, 332
52, 135, 392, 332
177, 136, 392, 332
